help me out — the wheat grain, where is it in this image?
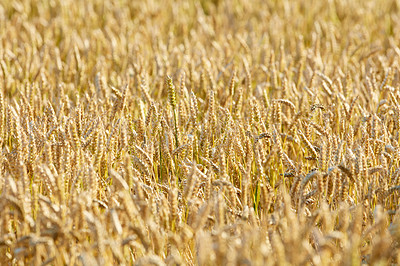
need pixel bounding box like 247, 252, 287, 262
0, 1, 399, 265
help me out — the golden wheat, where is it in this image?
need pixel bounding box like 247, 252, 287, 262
0, 0, 400, 265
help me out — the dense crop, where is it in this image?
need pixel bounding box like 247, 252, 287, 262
1, 0, 400, 265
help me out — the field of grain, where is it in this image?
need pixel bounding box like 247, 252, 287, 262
1, 0, 400, 265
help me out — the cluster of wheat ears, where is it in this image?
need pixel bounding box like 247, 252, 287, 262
1, 0, 400, 265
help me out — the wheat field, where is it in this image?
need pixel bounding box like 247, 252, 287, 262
0, 0, 400, 265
